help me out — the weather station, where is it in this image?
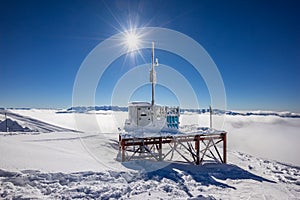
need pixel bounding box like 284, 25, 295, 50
118, 30, 227, 165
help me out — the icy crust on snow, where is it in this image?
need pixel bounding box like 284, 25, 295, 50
0, 156, 299, 200
121, 126, 225, 139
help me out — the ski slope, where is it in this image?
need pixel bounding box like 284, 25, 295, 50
0, 109, 299, 199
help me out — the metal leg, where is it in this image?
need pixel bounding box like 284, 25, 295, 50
195, 136, 200, 165
223, 133, 227, 163
159, 137, 162, 161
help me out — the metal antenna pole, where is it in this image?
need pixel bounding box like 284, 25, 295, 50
151, 42, 155, 107
209, 105, 213, 128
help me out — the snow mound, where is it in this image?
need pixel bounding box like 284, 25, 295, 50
0, 119, 31, 132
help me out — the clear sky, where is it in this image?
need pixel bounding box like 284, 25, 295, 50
1, 0, 299, 112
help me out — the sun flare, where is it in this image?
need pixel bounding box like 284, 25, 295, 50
125, 31, 140, 51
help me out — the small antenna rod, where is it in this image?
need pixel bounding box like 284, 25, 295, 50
209, 105, 213, 128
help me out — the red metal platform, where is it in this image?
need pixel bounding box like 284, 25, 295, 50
119, 131, 227, 165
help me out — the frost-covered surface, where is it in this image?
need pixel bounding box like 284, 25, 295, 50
121, 126, 225, 139
0, 109, 299, 199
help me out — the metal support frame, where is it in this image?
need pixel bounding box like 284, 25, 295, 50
119, 132, 227, 165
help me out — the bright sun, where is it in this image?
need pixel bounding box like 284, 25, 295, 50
125, 31, 140, 51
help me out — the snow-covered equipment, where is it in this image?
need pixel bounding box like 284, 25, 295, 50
118, 42, 227, 165
124, 102, 180, 133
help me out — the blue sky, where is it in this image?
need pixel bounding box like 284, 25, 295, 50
1, 0, 299, 111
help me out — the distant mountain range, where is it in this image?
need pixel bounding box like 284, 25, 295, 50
57, 106, 300, 118
1, 106, 299, 118
57, 106, 128, 113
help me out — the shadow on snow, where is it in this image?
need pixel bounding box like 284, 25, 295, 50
123, 161, 276, 191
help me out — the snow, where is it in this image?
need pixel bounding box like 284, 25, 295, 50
0, 109, 299, 199
120, 127, 225, 139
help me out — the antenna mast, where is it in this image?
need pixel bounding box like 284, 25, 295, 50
151, 42, 156, 107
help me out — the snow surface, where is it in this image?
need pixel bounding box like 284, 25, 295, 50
0, 109, 299, 199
